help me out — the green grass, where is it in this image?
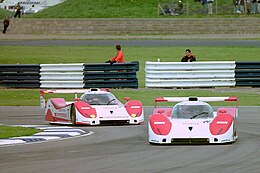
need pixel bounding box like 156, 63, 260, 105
0, 8, 11, 19
0, 125, 41, 139
1, 88, 260, 106
0, 46, 259, 88
0, 46, 259, 106
28, 0, 158, 18
0, 46, 259, 137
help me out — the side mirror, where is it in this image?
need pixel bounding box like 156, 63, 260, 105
124, 97, 130, 101
218, 109, 227, 114
158, 110, 165, 114
75, 98, 81, 101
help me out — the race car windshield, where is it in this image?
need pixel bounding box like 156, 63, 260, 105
82, 93, 118, 105
172, 105, 213, 119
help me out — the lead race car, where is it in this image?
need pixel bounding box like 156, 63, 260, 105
148, 96, 238, 144
40, 88, 144, 125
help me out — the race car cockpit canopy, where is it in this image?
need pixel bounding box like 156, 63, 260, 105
172, 102, 213, 119
81, 93, 118, 105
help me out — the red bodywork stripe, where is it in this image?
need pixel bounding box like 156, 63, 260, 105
149, 114, 172, 135
210, 111, 234, 135
125, 100, 143, 117
74, 101, 97, 118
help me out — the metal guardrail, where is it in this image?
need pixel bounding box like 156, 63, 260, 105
1, 61, 259, 88
40, 63, 84, 88
145, 61, 236, 88
0, 64, 40, 88
83, 61, 139, 88
39, 62, 139, 89
235, 62, 260, 87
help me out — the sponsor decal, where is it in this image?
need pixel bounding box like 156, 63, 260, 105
110, 111, 113, 114
19, 1, 41, 5
131, 106, 141, 109
102, 107, 118, 109
221, 139, 231, 142
54, 109, 67, 113
217, 121, 228, 124
183, 122, 199, 125
54, 113, 67, 118
188, 127, 193, 131
81, 107, 91, 110
150, 139, 159, 142
154, 122, 165, 125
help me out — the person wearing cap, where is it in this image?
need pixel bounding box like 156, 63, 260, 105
106, 45, 125, 65
181, 49, 196, 62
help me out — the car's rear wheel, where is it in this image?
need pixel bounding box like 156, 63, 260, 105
70, 105, 76, 125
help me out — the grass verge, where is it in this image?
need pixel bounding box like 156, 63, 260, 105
0, 125, 41, 139
1, 88, 260, 106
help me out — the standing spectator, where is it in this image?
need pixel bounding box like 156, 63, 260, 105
181, 49, 196, 62
2, 17, 10, 34
175, 1, 184, 15
246, 0, 251, 13
257, 0, 260, 13
106, 45, 124, 65
201, 0, 207, 14
238, 0, 245, 13
14, 3, 22, 18
251, 0, 257, 13
207, 0, 214, 14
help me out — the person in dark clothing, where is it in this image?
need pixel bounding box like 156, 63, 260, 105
14, 3, 22, 18
181, 49, 196, 62
2, 17, 9, 34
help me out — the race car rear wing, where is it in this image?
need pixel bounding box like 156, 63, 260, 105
40, 88, 109, 109
154, 96, 238, 107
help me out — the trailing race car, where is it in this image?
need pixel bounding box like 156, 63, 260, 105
40, 88, 144, 125
148, 96, 238, 144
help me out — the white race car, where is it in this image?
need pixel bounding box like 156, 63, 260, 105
40, 88, 144, 125
148, 96, 238, 144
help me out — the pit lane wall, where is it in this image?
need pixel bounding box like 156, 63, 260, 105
0, 62, 139, 88
1, 61, 260, 88
145, 61, 260, 88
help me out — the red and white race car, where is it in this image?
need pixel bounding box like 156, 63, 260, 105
40, 88, 144, 125
148, 96, 238, 144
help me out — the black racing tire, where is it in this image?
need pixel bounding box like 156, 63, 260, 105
70, 105, 76, 125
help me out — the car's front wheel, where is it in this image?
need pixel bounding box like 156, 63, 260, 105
70, 105, 76, 125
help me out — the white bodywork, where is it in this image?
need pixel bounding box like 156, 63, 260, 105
149, 97, 238, 144
42, 89, 144, 126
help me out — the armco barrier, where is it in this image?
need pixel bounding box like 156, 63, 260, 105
0, 64, 40, 88
1, 61, 259, 88
235, 62, 260, 86
39, 62, 139, 89
40, 63, 84, 88
83, 61, 139, 88
145, 61, 236, 88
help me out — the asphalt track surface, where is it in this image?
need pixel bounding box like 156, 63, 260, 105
1, 39, 260, 47
0, 106, 260, 173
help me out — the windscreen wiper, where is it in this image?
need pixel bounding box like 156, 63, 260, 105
190, 112, 208, 119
